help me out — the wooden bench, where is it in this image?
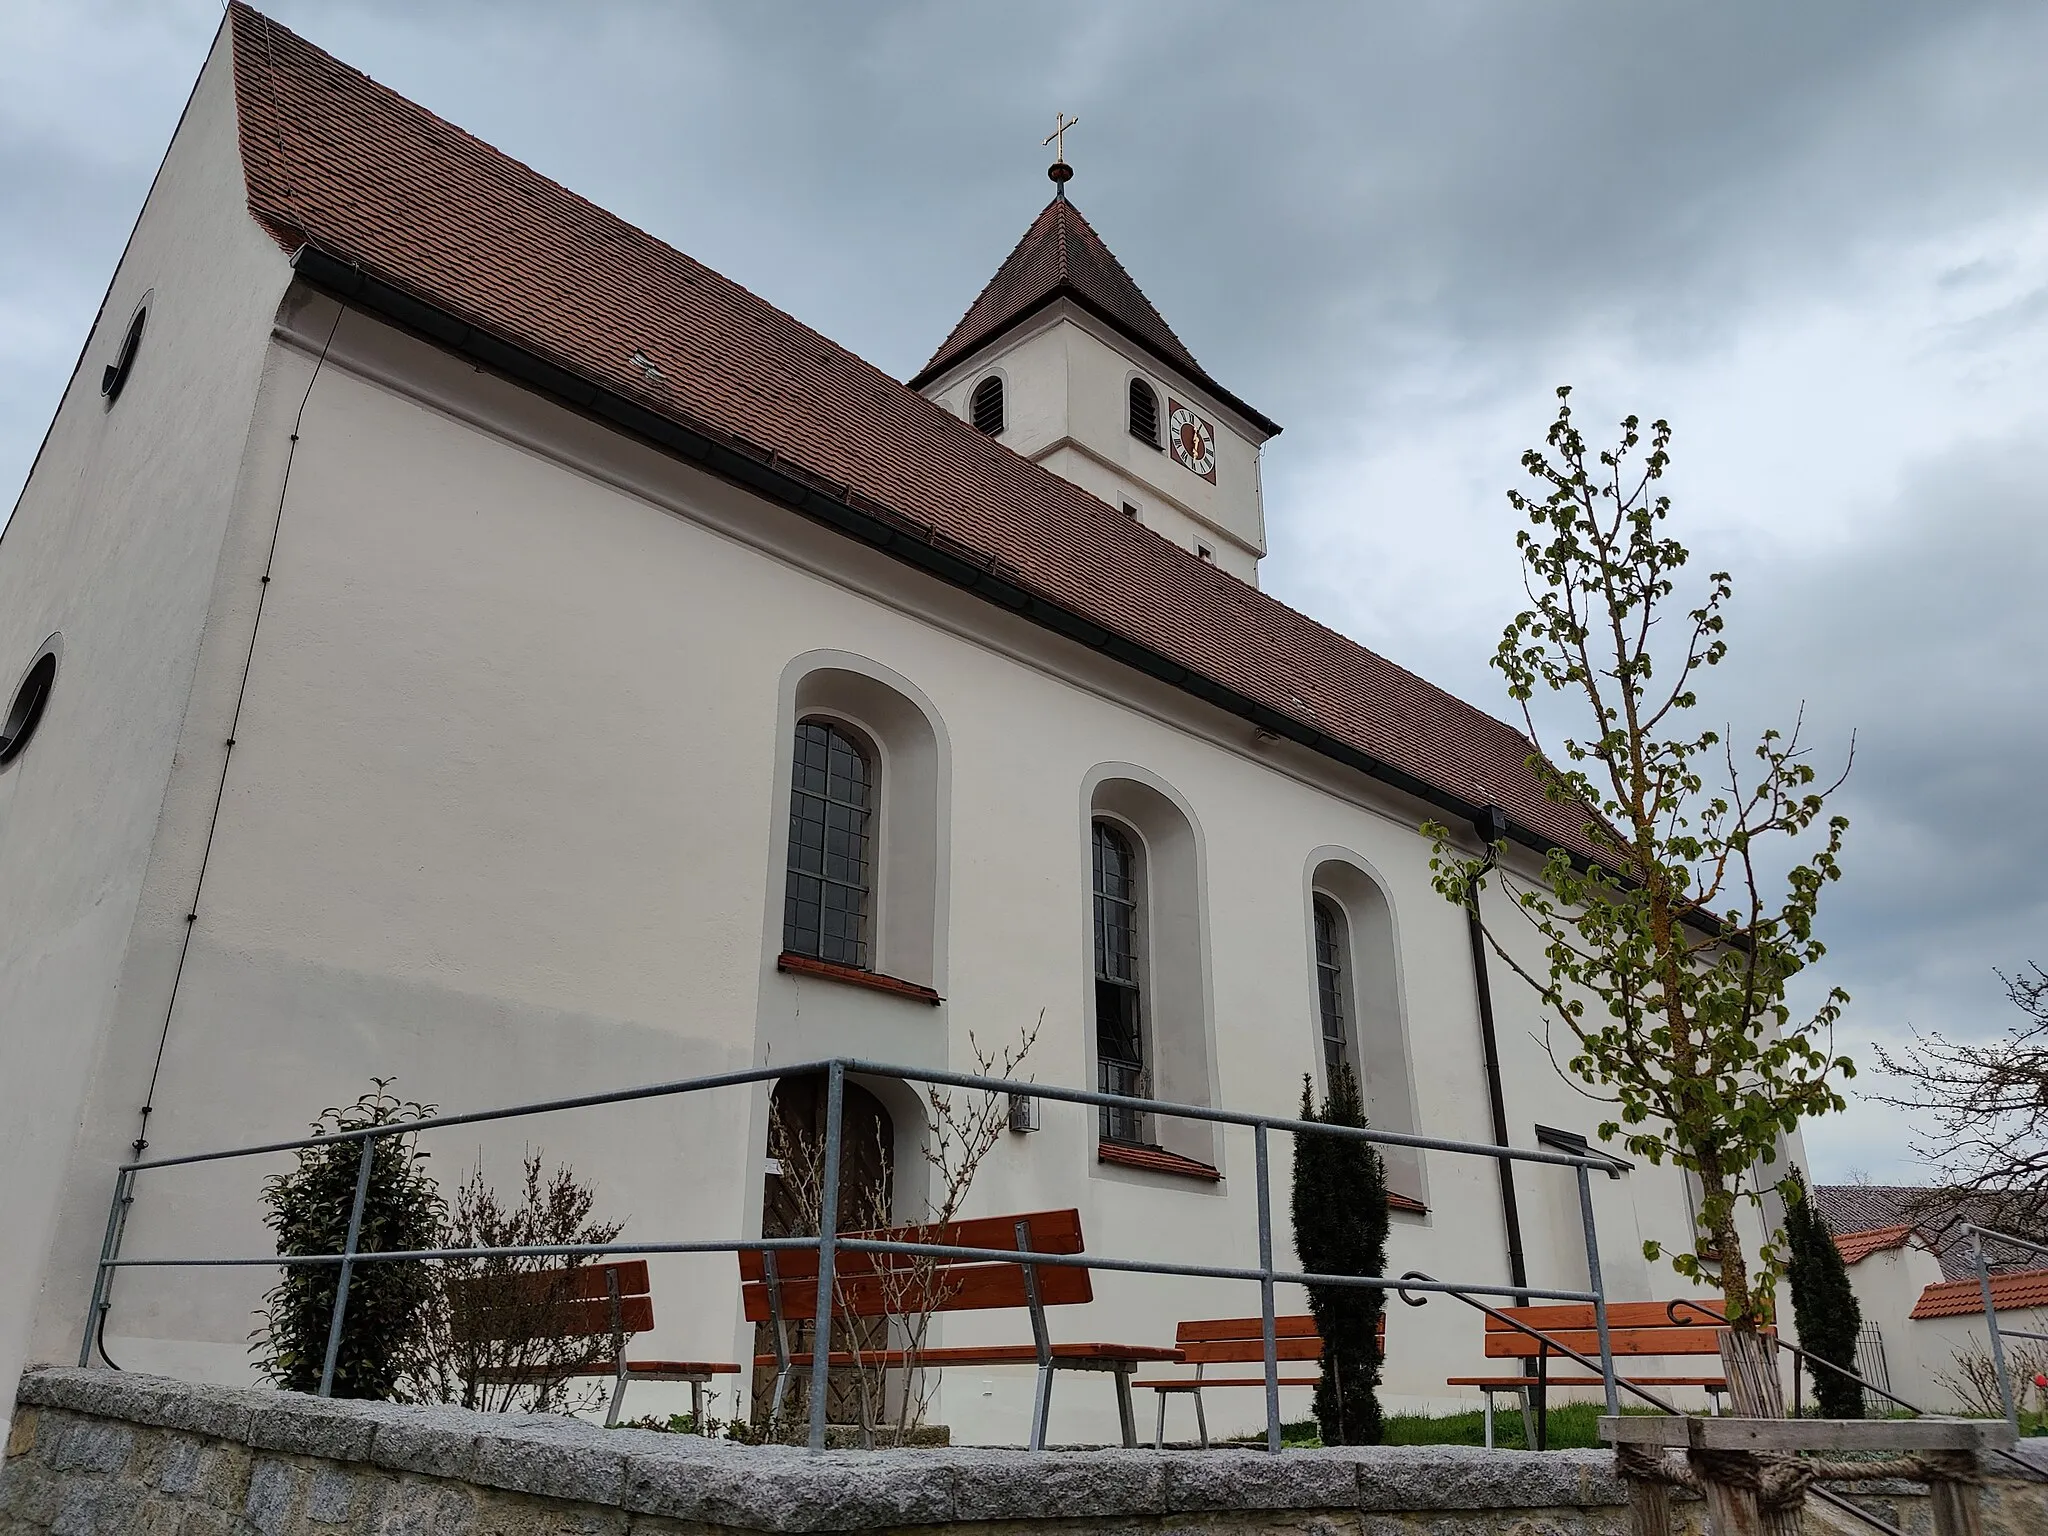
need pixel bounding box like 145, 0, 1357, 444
1446, 1302, 1760, 1448
739, 1208, 1178, 1448
452, 1258, 739, 1429
1133, 1312, 1386, 1447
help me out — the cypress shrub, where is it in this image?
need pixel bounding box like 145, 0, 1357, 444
1289, 1065, 1390, 1444
253, 1082, 443, 1399
1785, 1170, 1866, 1419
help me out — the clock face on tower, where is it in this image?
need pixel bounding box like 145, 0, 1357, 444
1167, 399, 1218, 483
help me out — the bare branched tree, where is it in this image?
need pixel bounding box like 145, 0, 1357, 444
1935, 1335, 2048, 1420
1873, 965, 2048, 1256
880, 1016, 1043, 1441
402, 1151, 626, 1413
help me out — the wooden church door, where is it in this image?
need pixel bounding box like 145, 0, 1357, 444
753, 1073, 894, 1427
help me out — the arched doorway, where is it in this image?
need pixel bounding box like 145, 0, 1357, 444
754, 1073, 895, 1427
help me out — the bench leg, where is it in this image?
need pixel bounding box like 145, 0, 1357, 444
1482, 1390, 1495, 1450
1114, 1366, 1137, 1450
606, 1371, 628, 1429
1193, 1387, 1208, 1450
1517, 1387, 1535, 1453
691, 1379, 705, 1435
1154, 1390, 1167, 1450
1029, 1362, 1055, 1452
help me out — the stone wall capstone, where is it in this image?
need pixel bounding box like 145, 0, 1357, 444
5, 1368, 2040, 1535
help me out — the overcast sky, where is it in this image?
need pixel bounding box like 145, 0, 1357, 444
5, 1, 2045, 1185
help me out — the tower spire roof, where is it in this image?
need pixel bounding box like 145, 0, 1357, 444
908, 196, 1280, 436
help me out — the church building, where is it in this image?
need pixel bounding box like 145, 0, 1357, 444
0, 7, 1792, 1442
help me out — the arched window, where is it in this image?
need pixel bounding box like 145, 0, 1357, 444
1092, 820, 1146, 1144
1128, 378, 1160, 448
970, 375, 1005, 436
783, 719, 873, 968
1313, 898, 1350, 1084
1309, 856, 1425, 1204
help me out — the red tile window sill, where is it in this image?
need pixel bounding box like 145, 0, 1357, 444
776, 951, 942, 1005
1388, 1191, 1429, 1215
1098, 1142, 1222, 1182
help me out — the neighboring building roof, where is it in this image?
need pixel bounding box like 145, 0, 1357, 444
1813, 1186, 2042, 1281
908, 195, 1280, 436
1910, 1268, 2048, 1320
223, 6, 1598, 864
1833, 1224, 1915, 1266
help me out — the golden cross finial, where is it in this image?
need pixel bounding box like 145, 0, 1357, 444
1043, 112, 1080, 165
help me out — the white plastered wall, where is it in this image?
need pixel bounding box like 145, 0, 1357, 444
0, 21, 292, 1429
22, 295, 1777, 1444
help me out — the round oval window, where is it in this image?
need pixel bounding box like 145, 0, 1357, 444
0, 643, 58, 770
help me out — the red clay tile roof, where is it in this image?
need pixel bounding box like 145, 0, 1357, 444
224, 6, 1594, 863
1911, 1268, 2048, 1320
910, 194, 1279, 435
1833, 1225, 1915, 1265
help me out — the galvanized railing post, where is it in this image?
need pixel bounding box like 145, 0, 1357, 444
1573, 1162, 1618, 1416
317, 1135, 378, 1398
1972, 1232, 2017, 1430
78, 1169, 133, 1367
1254, 1121, 1280, 1453
807, 1060, 847, 1451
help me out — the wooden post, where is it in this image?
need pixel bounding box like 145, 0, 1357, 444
1713, 1328, 1799, 1536
1698, 1476, 1763, 1536
1925, 1452, 1983, 1536
1625, 1476, 1674, 1536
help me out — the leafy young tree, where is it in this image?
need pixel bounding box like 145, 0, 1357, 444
1783, 1171, 1865, 1419
1427, 390, 1855, 1348
253, 1082, 443, 1399
1289, 1064, 1389, 1445
1872, 964, 2048, 1254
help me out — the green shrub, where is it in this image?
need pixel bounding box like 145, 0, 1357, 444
1289, 1065, 1389, 1444
1785, 1170, 1865, 1419
252, 1082, 442, 1399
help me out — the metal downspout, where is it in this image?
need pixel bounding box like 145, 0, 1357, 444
1466, 806, 1530, 1302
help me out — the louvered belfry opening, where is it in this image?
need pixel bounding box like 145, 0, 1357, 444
1128, 378, 1160, 448
970, 374, 1005, 435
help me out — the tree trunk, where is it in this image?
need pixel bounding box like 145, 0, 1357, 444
1708, 1329, 1801, 1536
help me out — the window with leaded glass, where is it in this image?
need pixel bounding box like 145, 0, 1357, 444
1092, 820, 1147, 1144
1314, 897, 1351, 1085
783, 719, 873, 968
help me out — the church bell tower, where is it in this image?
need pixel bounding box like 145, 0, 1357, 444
908, 122, 1282, 585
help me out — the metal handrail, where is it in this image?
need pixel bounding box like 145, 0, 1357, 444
1959, 1222, 2048, 1431
85, 1054, 1627, 1454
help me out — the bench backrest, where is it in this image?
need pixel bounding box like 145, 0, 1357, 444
448, 1259, 652, 1343
1485, 1301, 1771, 1360
740, 1208, 1087, 1324
1173, 1313, 1383, 1365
